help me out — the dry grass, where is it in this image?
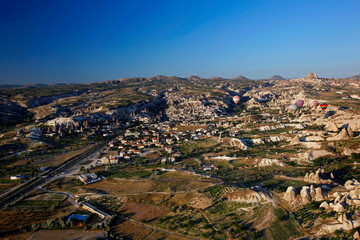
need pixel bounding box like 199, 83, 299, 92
168, 193, 195, 206
28, 230, 105, 240
119, 203, 169, 222
0, 184, 16, 194
82, 179, 155, 195
189, 194, 213, 209
112, 219, 153, 240
34, 144, 94, 166
0, 210, 52, 233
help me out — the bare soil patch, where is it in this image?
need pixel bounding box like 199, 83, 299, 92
82, 179, 154, 195
119, 202, 169, 222
28, 230, 105, 240
112, 219, 153, 240
189, 194, 213, 209
168, 192, 195, 206
0, 210, 52, 233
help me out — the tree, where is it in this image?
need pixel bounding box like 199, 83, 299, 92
31, 223, 39, 232
19, 225, 26, 232
59, 220, 66, 228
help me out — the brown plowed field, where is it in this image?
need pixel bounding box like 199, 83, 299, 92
119, 202, 169, 222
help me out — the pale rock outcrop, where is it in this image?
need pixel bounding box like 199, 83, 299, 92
333, 202, 345, 212
348, 127, 354, 137
350, 186, 360, 199
256, 158, 285, 167
300, 186, 312, 204
303, 168, 334, 184
283, 186, 296, 202
319, 201, 329, 210
290, 135, 301, 145
338, 213, 348, 223
333, 192, 341, 199
298, 150, 334, 163
269, 136, 283, 142
343, 148, 353, 156
304, 173, 309, 180
334, 195, 341, 205
327, 128, 352, 141
229, 138, 249, 150
326, 122, 339, 132
251, 138, 265, 144
345, 179, 360, 190
310, 185, 316, 199
295, 123, 307, 129
305, 73, 318, 79
318, 220, 360, 235
315, 187, 327, 201
301, 142, 322, 149
226, 189, 272, 204
304, 169, 321, 183
353, 231, 360, 240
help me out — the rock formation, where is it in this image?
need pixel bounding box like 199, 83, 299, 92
229, 138, 249, 150
290, 135, 301, 145
327, 127, 353, 141
283, 186, 296, 202
326, 122, 339, 132
300, 186, 312, 204
303, 168, 333, 184
256, 158, 285, 167
315, 187, 327, 201
345, 179, 360, 190
305, 73, 318, 79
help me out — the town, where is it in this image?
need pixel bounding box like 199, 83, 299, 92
0, 73, 360, 240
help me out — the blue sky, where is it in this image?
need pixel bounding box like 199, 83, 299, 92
1, 0, 360, 84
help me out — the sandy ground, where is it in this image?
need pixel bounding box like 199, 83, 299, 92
28, 230, 105, 240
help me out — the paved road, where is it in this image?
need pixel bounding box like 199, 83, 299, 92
0, 142, 104, 211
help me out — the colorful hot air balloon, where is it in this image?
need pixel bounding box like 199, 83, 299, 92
233, 96, 240, 105
288, 104, 298, 113
296, 99, 304, 108
320, 103, 328, 112
313, 101, 319, 107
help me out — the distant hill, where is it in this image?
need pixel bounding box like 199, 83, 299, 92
232, 75, 250, 81
209, 77, 226, 80
0, 85, 23, 88
0, 83, 74, 89
269, 75, 285, 80
347, 74, 360, 79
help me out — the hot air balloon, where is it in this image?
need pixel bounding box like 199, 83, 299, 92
313, 101, 319, 107
233, 96, 240, 105
288, 104, 298, 113
320, 103, 328, 112
296, 99, 304, 108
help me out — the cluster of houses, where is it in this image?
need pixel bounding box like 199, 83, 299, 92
99, 125, 185, 165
